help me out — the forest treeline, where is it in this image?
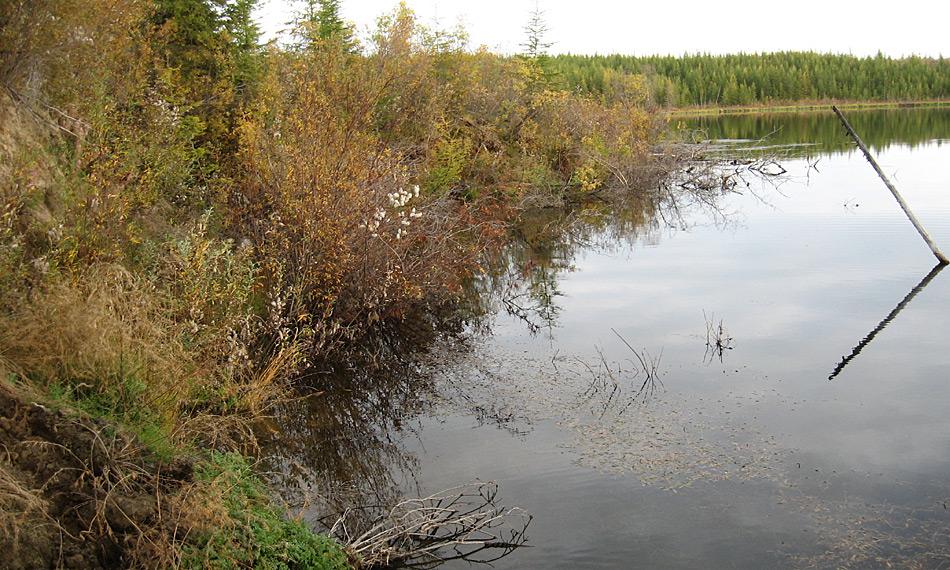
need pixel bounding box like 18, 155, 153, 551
548, 52, 950, 106
0, 1, 663, 567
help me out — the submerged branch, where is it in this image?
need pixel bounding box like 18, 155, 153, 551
332, 482, 531, 569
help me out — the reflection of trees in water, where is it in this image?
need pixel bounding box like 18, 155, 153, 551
258, 312, 477, 530
476, 198, 656, 335
480, 182, 741, 335
690, 108, 950, 155
258, 333, 535, 565
256, 173, 750, 555
259, 370, 426, 528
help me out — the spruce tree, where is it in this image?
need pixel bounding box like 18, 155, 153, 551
521, 3, 552, 59
298, 0, 355, 49
223, 0, 263, 97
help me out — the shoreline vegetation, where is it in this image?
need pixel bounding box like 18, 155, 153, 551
667, 99, 950, 118
0, 1, 666, 567
1, 1, 947, 569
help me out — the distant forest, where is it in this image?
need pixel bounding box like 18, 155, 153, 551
548, 52, 950, 107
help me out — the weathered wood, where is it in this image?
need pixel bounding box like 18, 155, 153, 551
832, 105, 948, 265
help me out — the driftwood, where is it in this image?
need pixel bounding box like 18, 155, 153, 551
832, 105, 948, 265
332, 482, 531, 568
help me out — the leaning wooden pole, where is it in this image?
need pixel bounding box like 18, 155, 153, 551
832, 105, 949, 265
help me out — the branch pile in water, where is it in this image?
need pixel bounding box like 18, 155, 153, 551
332, 481, 531, 568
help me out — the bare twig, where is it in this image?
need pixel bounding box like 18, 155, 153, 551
332, 481, 531, 569
702, 311, 735, 364
610, 328, 665, 400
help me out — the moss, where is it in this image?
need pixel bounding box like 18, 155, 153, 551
183, 452, 352, 570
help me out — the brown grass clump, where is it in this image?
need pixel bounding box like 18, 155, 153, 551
0, 254, 295, 455
0, 265, 194, 430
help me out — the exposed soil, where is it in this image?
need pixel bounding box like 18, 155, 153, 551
0, 383, 194, 569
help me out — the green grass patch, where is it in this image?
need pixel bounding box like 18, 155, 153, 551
44, 377, 180, 460
183, 452, 352, 570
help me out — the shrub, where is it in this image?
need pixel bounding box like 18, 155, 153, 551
233, 38, 494, 359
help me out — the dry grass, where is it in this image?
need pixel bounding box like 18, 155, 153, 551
124, 473, 231, 569
0, 257, 303, 454
0, 264, 194, 430
0, 368, 343, 570
0, 462, 50, 550
0, 375, 192, 569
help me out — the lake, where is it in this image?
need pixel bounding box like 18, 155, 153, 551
266, 107, 950, 568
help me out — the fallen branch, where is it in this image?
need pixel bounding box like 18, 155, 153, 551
332, 482, 531, 568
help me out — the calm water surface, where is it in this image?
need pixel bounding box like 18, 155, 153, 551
272, 108, 950, 568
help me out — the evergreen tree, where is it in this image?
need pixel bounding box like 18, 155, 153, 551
315, 0, 345, 40
223, 0, 263, 98
298, 0, 355, 49
151, 0, 228, 81
148, 0, 264, 158
545, 51, 950, 106
521, 3, 552, 59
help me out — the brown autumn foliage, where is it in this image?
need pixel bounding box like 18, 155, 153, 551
0, 0, 668, 565
0, 0, 668, 457
233, 42, 507, 359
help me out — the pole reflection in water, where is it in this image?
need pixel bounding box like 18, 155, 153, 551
829, 263, 946, 380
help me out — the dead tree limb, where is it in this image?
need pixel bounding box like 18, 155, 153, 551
832, 105, 948, 265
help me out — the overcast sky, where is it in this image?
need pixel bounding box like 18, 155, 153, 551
255, 0, 948, 57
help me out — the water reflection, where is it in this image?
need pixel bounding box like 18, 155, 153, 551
488, 182, 747, 337
490, 200, 657, 335
265, 107, 950, 569
689, 107, 950, 155
258, 311, 479, 523
259, 363, 429, 526
829, 262, 946, 380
